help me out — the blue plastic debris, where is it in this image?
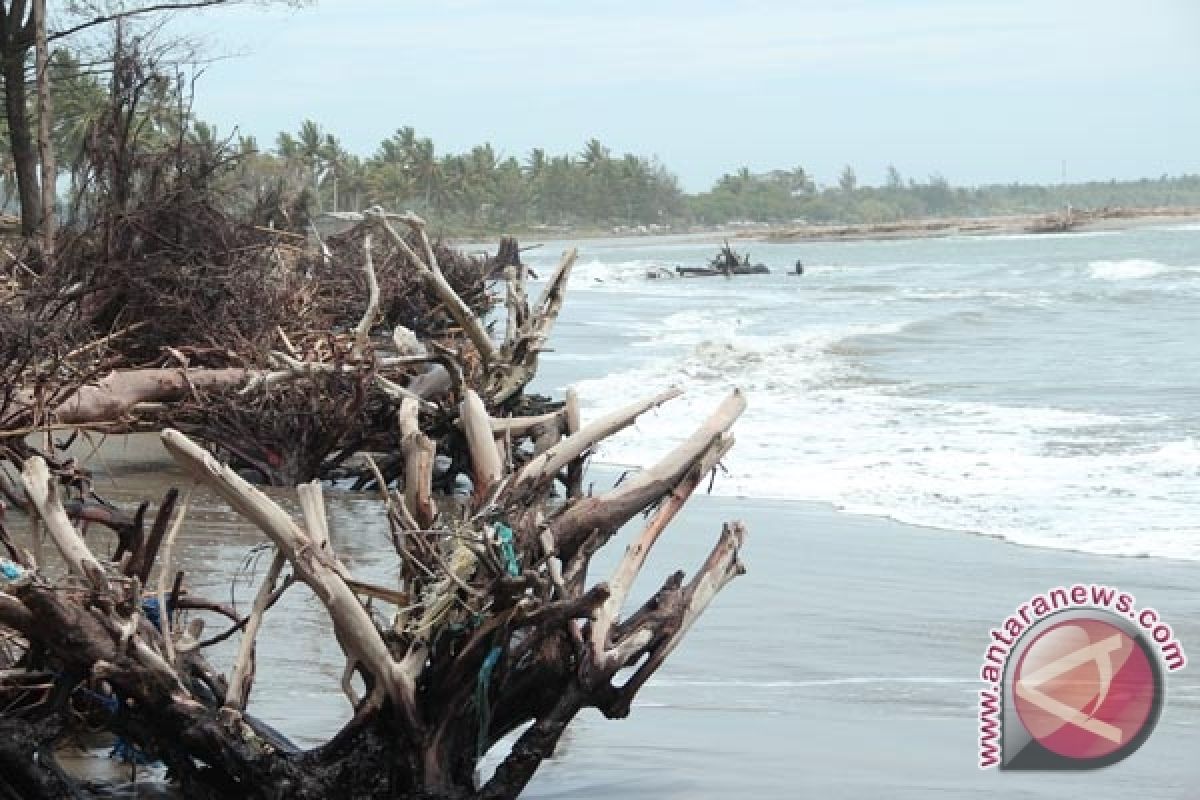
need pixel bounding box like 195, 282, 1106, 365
141, 595, 165, 632
494, 523, 520, 577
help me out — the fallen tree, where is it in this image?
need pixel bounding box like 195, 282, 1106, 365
1, 188, 749, 797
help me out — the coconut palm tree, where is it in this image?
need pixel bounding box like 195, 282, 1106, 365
410, 136, 437, 211
320, 133, 348, 211
296, 119, 327, 208
579, 138, 610, 174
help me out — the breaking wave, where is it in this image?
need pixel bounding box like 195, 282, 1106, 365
573, 313, 1200, 561
1088, 258, 1182, 281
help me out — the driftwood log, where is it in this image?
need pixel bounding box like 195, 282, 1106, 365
0, 212, 748, 799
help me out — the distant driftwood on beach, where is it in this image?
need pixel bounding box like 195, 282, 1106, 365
760, 205, 1200, 243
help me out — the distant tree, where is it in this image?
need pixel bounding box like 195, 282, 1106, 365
885, 164, 903, 190
838, 164, 857, 194
0, 0, 309, 237
295, 119, 326, 207
579, 138, 610, 174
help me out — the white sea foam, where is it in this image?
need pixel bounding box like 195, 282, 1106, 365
571, 315, 1200, 561
970, 231, 1120, 242
568, 258, 665, 286
1088, 258, 1175, 280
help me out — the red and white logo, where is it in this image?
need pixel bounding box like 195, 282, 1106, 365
977, 586, 1184, 771
1012, 617, 1157, 763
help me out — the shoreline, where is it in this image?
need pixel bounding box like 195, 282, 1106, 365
756, 205, 1200, 243
73, 433, 1196, 568
448, 205, 1200, 248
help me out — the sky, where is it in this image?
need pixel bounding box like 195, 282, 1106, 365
160, 0, 1200, 192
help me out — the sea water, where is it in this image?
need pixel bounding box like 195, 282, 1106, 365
522, 224, 1200, 560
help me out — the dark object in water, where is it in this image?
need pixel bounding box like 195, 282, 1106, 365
794, 260, 804, 275
677, 240, 771, 277
676, 264, 770, 277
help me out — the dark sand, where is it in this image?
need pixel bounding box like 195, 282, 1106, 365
521, 496, 1199, 799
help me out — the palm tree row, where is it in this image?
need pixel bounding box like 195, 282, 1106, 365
258, 123, 685, 228
12, 54, 1200, 234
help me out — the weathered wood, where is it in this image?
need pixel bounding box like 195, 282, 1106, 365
564, 387, 583, 499
0, 207, 753, 799
132, 487, 179, 583
20, 457, 108, 590
606, 521, 747, 715
159, 428, 417, 726
225, 548, 287, 711
399, 397, 436, 528
513, 387, 682, 496
460, 389, 504, 499
549, 389, 746, 557
591, 432, 734, 658
365, 207, 498, 366
18, 368, 250, 426
486, 248, 579, 404
155, 487, 192, 666
352, 233, 381, 359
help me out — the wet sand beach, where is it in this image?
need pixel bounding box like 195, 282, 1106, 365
523, 496, 1199, 799
27, 443, 1199, 798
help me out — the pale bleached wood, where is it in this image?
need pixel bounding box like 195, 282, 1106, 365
19, 368, 251, 426
486, 248, 579, 404
155, 486, 193, 666
297, 481, 331, 554
460, 389, 504, 498
399, 397, 436, 528
225, 548, 286, 711
20, 456, 107, 590
549, 389, 746, 556
352, 233, 381, 359
590, 433, 734, 660
504, 265, 526, 346
159, 428, 420, 730
564, 387, 583, 498
512, 387, 682, 495
487, 409, 566, 438
364, 207, 497, 365
610, 521, 747, 709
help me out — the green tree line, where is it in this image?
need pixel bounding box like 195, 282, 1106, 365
7, 44, 1200, 235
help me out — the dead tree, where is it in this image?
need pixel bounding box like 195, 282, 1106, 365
0, 212, 749, 798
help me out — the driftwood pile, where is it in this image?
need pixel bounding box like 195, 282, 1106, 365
0, 206, 748, 798
675, 241, 770, 277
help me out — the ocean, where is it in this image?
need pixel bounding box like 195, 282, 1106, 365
523, 224, 1200, 561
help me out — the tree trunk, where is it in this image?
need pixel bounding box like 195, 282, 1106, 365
2, 12, 39, 237
33, 0, 54, 258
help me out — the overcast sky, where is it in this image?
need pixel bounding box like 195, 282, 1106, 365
168, 0, 1200, 191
